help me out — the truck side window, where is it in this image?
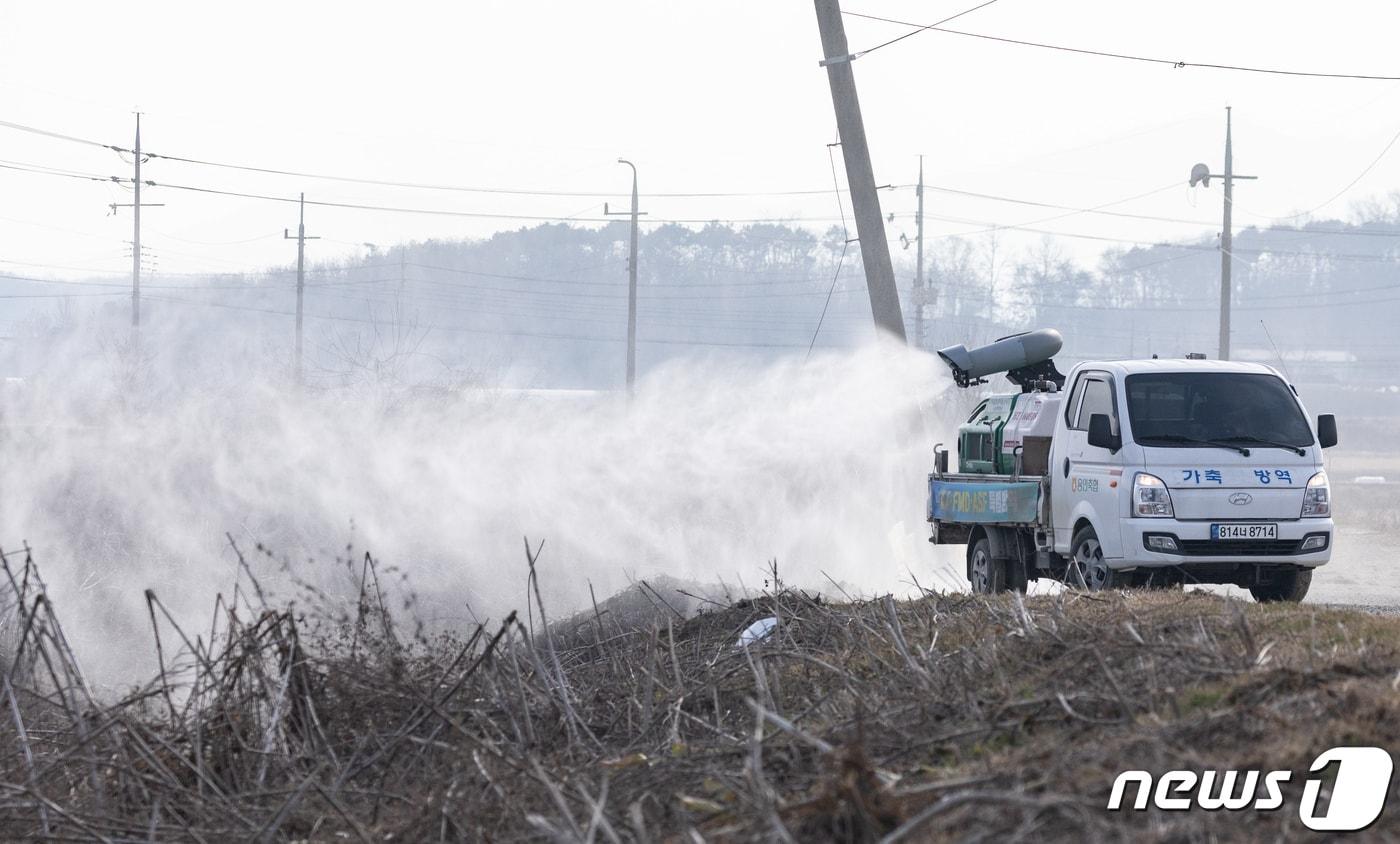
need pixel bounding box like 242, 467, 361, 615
1075, 378, 1115, 431
1064, 375, 1088, 427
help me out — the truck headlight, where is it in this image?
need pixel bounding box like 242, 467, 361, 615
1302, 471, 1330, 518
1134, 472, 1174, 518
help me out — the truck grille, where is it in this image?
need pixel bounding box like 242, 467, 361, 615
1175, 539, 1301, 556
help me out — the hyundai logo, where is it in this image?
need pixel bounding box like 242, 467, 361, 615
1229, 492, 1254, 505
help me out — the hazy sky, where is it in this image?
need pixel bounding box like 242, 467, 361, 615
4, 1, 1400, 278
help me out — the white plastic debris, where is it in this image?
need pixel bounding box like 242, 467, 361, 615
736, 616, 778, 648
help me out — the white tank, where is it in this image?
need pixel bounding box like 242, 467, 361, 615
1000, 391, 1064, 476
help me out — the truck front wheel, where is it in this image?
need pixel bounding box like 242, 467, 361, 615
1069, 525, 1127, 591
969, 538, 1007, 594
1249, 568, 1312, 603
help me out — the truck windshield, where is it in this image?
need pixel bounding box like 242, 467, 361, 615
1124, 372, 1314, 449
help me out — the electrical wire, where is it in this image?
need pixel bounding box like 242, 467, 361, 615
1248, 121, 1400, 221
809, 141, 853, 360
850, 0, 1002, 59
0, 119, 121, 150
138, 150, 852, 200
842, 10, 1400, 81
0, 159, 117, 185
8, 131, 1400, 281
0, 117, 856, 199
4, 117, 1390, 240
9, 112, 1400, 245
142, 294, 847, 349
124, 177, 851, 225
918, 181, 1211, 226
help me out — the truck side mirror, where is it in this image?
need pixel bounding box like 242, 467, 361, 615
1317, 414, 1338, 449
1087, 413, 1121, 452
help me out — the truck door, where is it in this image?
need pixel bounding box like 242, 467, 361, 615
1052, 371, 1125, 558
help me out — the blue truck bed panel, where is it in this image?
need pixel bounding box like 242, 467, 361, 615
928, 477, 1042, 524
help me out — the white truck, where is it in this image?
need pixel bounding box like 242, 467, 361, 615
927, 330, 1338, 602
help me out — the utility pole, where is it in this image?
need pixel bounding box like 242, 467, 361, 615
605, 160, 646, 392
284, 193, 319, 385
1219, 109, 1236, 361
1190, 107, 1257, 360
914, 155, 927, 349
812, 0, 907, 342
109, 113, 163, 332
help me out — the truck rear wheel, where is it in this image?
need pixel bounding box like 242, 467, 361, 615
1069, 525, 1127, 592
1249, 568, 1311, 603
969, 538, 1007, 594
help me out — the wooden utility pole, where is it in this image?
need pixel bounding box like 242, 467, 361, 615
606, 160, 646, 392
284, 193, 319, 385
813, 0, 906, 342
109, 113, 163, 331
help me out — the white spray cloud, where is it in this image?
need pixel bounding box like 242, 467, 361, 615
0, 328, 963, 687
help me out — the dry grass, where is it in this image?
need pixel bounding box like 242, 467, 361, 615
0, 543, 1398, 842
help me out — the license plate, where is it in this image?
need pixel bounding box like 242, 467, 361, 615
1212, 523, 1278, 540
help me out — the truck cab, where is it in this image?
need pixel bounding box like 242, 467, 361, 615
927, 330, 1338, 602
1048, 359, 1335, 600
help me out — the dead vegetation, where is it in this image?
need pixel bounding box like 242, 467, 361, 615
0, 543, 1398, 842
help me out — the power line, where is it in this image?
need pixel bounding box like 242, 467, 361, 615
0, 118, 122, 150
809, 140, 854, 359
842, 10, 1400, 81
915, 209, 1400, 262
0, 159, 118, 184
10, 122, 1400, 241
142, 293, 851, 349
894, 179, 1400, 238
0, 269, 386, 291
9, 113, 1400, 244
850, 0, 1001, 59
0, 117, 854, 199
139, 149, 851, 200
1248, 120, 1400, 221
0, 275, 129, 298
918, 181, 1210, 226
122, 177, 851, 225
402, 261, 850, 289
13, 244, 1393, 309
149, 229, 282, 247
9, 144, 1400, 273
3, 169, 1397, 274
302, 285, 877, 334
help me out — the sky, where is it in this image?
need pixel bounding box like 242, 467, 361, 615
4, 1, 1400, 278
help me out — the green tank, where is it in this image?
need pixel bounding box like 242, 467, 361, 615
957, 393, 1020, 474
